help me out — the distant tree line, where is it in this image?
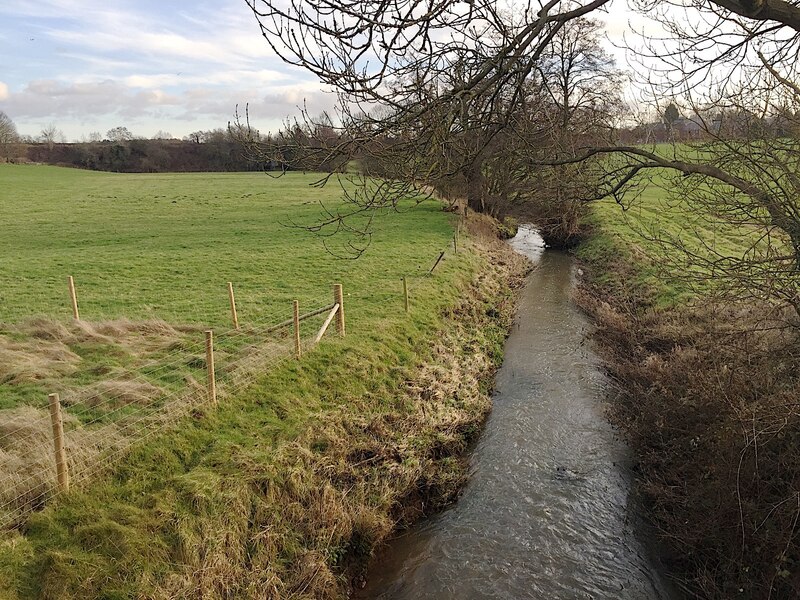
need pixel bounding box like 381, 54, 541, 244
0, 117, 284, 172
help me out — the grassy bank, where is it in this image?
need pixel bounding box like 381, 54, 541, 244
576, 179, 800, 599
0, 164, 528, 598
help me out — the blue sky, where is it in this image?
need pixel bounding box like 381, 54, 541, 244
0, 0, 334, 140
0, 1, 644, 141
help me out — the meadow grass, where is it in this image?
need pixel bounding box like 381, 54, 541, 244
577, 166, 772, 307
0, 164, 520, 599
0, 164, 451, 323
0, 165, 460, 409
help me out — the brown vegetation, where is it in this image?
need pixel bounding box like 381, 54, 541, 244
576, 271, 800, 598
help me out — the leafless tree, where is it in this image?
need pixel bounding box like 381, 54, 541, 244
0, 111, 18, 145
526, 16, 624, 245
106, 126, 134, 142
39, 123, 63, 150
239, 0, 625, 254
537, 0, 800, 320
0, 111, 19, 161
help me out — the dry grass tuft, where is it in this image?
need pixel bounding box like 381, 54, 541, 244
0, 336, 80, 384
72, 379, 165, 409
0, 406, 122, 529
0, 317, 203, 530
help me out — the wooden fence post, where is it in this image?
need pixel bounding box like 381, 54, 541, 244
333, 284, 345, 336
205, 330, 217, 406
293, 300, 301, 358
402, 277, 409, 313
227, 282, 239, 330
313, 302, 340, 345
429, 251, 446, 275
48, 393, 70, 492
67, 276, 80, 320
453, 230, 458, 254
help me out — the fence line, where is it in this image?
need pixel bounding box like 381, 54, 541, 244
0, 290, 336, 445
0, 285, 343, 530
1, 221, 463, 531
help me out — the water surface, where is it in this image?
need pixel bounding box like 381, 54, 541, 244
359, 226, 676, 599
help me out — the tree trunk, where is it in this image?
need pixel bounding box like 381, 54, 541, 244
464, 162, 486, 213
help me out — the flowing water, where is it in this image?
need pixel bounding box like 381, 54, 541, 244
358, 226, 678, 599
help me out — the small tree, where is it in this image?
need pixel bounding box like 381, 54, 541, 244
0, 112, 19, 161
0, 111, 18, 145
663, 102, 680, 130
39, 123, 62, 150
106, 126, 133, 142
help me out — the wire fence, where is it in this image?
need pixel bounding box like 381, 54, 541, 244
0, 222, 464, 531
0, 285, 342, 530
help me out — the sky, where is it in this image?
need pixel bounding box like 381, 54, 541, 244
0, 0, 338, 141
0, 0, 646, 141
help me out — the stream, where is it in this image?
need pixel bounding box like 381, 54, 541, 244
358, 225, 678, 599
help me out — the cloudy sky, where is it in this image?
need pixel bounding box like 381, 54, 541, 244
0, 0, 642, 141
0, 0, 338, 140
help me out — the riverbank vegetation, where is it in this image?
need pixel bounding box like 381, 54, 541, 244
576, 176, 800, 598
0, 165, 528, 598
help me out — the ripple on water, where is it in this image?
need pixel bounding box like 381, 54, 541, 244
359, 226, 678, 600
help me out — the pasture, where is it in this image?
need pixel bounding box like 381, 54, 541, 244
577, 165, 779, 307
0, 164, 475, 539
0, 165, 465, 410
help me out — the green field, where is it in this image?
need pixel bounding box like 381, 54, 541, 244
0, 164, 509, 599
0, 164, 465, 409
577, 166, 780, 307
0, 165, 453, 323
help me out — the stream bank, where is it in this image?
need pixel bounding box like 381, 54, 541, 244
357, 226, 677, 599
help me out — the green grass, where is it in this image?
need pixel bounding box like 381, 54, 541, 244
0, 165, 449, 324
0, 164, 500, 598
0, 164, 463, 410
577, 166, 774, 308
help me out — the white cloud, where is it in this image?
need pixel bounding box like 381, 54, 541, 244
0, 0, 328, 138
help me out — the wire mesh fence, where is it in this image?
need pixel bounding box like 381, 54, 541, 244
0, 285, 342, 530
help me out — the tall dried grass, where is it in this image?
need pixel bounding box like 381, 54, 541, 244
576, 281, 800, 599
0, 317, 213, 529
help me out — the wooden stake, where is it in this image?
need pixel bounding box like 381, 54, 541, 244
313, 303, 340, 344
205, 330, 217, 406
293, 300, 301, 358
333, 283, 345, 336
402, 277, 409, 313
67, 276, 80, 320
429, 251, 445, 275
227, 282, 239, 330
453, 230, 458, 253
48, 393, 69, 492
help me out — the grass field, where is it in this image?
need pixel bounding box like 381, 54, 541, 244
0, 164, 463, 410
0, 165, 452, 323
577, 166, 776, 307
0, 163, 517, 599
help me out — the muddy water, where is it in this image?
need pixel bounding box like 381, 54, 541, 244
359, 226, 677, 599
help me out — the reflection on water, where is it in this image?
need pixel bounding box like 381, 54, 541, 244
358, 226, 677, 599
